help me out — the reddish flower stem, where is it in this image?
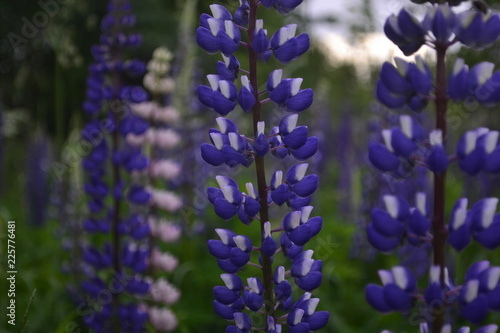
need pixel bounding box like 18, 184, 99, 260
431, 42, 448, 333
248, 0, 275, 319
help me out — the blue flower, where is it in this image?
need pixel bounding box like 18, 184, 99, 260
287, 293, 329, 332
427, 130, 449, 174
267, 70, 314, 113
208, 229, 252, 273
460, 278, 489, 324
243, 277, 264, 311
376, 57, 432, 111
455, 10, 500, 49
367, 195, 410, 253
234, 0, 249, 26
217, 55, 240, 82
252, 19, 270, 56
198, 0, 324, 329
201, 118, 254, 167
448, 58, 469, 101
422, 4, 457, 43
266, 316, 283, 333
456, 128, 500, 175
469, 198, 500, 249
407, 193, 431, 246
208, 176, 244, 220
384, 8, 425, 56
448, 198, 471, 251
237, 75, 256, 113
365, 266, 416, 313
282, 207, 322, 246
80, 4, 153, 325
274, 266, 292, 301
198, 75, 238, 115
226, 312, 252, 333
280, 232, 304, 261
261, 221, 277, 257
465, 62, 500, 105
261, 0, 304, 15
270, 24, 309, 65
424, 265, 453, 308
291, 250, 323, 292
270, 164, 318, 209
196, 5, 241, 56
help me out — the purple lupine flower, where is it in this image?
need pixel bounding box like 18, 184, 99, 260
368, 2, 500, 330
455, 9, 500, 49
80, 1, 151, 331
365, 266, 416, 313
267, 70, 314, 113
368, 114, 425, 176
367, 195, 410, 253
384, 8, 426, 56
196, 5, 241, 56
457, 128, 500, 175
269, 24, 310, 65
261, 0, 304, 15
376, 56, 433, 112
197, 0, 328, 331
458, 261, 500, 324
427, 129, 449, 174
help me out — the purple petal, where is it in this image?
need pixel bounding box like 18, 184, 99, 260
383, 283, 412, 312
213, 197, 239, 220
371, 208, 404, 238
213, 300, 237, 320
365, 284, 392, 313
213, 286, 240, 305
380, 62, 411, 95
368, 142, 401, 172
196, 27, 219, 54
295, 271, 322, 292
366, 224, 400, 253
291, 136, 318, 160
291, 174, 318, 197
208, 239, 231, 259
376, 80, 406, 109
283, 126, 308, 150
198, 85, 214, 108
201, 143, 225, 166
285, 88, 313, 113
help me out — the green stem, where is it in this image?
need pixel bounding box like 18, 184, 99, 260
431, 42, 448, 333
248, 0, 275, 319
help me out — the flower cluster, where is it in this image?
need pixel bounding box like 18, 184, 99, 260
376, 56, 433, 112
128, 46, 183, 332
366, 2, 500, 331
385, 5, 500, 57
197, 0, 328, 331
81, 1, 151, 331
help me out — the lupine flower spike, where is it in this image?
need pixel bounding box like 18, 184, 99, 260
81, 1, 150, 331
197, 0, 328, 331
367, 1, 500, 331
130, 47, 183, 332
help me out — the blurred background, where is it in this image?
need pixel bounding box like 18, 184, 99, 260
1, 0, 500, 332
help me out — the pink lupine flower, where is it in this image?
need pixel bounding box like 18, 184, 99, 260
148, 307, 178, 332
150, 248, 178, 272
